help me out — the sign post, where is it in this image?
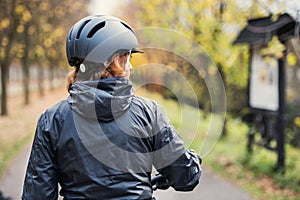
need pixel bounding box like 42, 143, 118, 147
233, 13, 299, 170
247, 45, 286, 170
277, 49, 286, 169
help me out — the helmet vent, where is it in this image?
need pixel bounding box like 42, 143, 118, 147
87, 21, 106, 38
121, 22, 133, 33
76, 19, 91, 39
68, 27, 74, 40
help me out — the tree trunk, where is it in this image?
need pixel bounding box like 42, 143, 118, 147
22, 61, 30, 105
1, 63, 9, 115
49, 64, 54, 90
37, 64, 44, 97
22, 25, 31, 105
0, 0, 18, 115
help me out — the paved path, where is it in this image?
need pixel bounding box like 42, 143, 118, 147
154, 169, 254, 200
0, 144, 255, 200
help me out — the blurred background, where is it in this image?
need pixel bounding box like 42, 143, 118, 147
1, 0, 300, 199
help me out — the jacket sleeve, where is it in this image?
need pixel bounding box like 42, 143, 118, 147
152, 104, 202, 191
22, 112, 59, 200
157, 150, 202, 191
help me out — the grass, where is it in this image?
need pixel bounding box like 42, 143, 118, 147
174, 111, 300, 200
0, 134, 33, 176
195, 117, 300, 200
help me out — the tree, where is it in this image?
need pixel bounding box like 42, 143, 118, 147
40, 0, 89, 91
18, 0, 89, 103
14, 2, 34, 105
121, 0, 289, 116
0, 0, 20, 115
0, 0, 89, 113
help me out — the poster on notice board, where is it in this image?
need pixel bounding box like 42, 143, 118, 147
249, 47, 279, 111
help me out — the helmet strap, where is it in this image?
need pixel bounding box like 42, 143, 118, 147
124, 50, 132, 71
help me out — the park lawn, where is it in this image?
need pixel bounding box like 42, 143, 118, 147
204, 119, 300, 200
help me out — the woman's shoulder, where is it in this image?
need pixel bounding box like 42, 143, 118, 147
35, 99, 71, 138
132, 95, 158, 109
45, 99, 70, 114
41, 99, 71, 122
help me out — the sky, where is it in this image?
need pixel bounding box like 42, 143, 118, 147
88, 0, 127, 15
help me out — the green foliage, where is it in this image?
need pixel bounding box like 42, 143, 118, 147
123, 0, 299, 118
123, 0, 257, 115
0, 0, 89, 65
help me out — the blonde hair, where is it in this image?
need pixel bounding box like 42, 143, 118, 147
66, 53, 130, 91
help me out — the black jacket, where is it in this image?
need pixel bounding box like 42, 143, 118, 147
22, 77, 201, 200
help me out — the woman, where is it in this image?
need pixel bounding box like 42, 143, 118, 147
22, 15, 201, 200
